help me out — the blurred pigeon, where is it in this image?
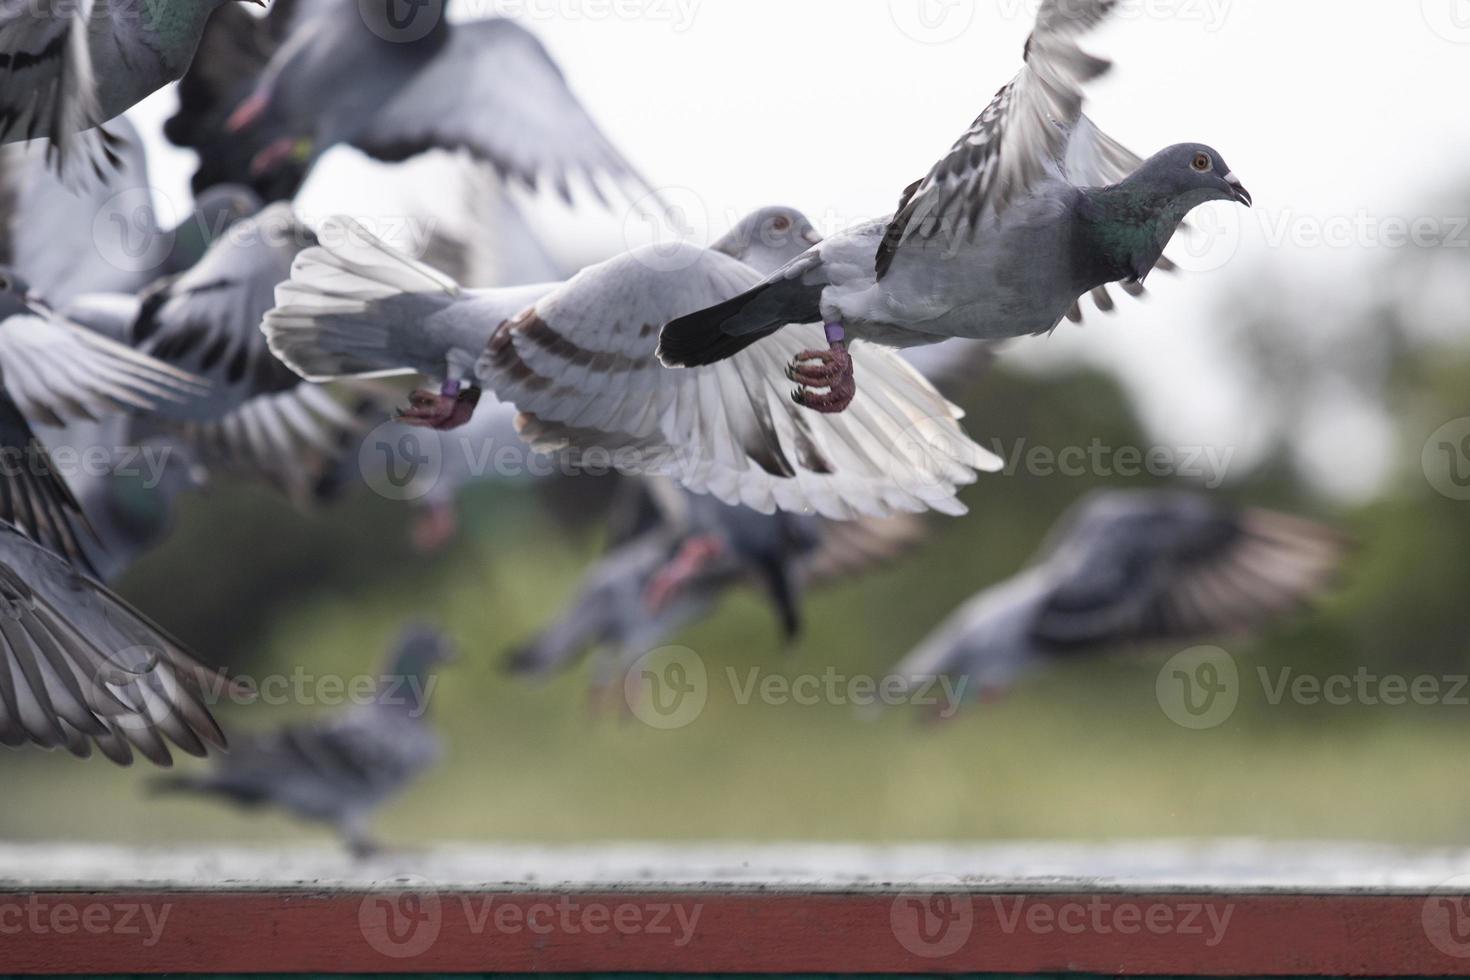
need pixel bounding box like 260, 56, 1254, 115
40, 419, 208, 581
507, 477, 926, 695
886, 490, 1346, 710
658, 0, 1251, 413
202, 0, 660, 209
0, 119, 262, 304
0, 519, 236, 765
59, 204, 387, 503
0, 0, 264, 179
151, 623, 455, 856
265, 208, 999, 519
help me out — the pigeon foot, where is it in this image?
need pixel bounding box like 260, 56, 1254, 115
787, 322, 855, 414
397, 384, 481, 431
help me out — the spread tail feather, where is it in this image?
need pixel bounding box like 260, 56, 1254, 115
263, 216, 462, 382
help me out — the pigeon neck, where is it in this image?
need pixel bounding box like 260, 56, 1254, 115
143, 0, 230, 65
1076, 181, 1191, 285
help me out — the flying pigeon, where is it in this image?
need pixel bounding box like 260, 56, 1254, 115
264, 208, 999, 519
199, 0, 661, 208
657, 0, 1252, 414
0, 0, 264, 180
506, 477, 925, 698
56, 203, 386, 503
151, 623, 455, 856
885, 490, 1346, 711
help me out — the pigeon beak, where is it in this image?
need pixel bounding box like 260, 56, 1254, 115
239, 0, 267, 6
1224, 172, 1252, 208
23, 292, 52, 315
802, 229, 823, 246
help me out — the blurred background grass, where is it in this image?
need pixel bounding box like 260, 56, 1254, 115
7, 242, 1470, 849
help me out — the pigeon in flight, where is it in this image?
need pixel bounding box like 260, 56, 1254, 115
885, 491, 1346, 712
0, 0, 264, 180
208, 0, 661, 209
55, 203, 386, 504
151, 623, 455, 856
506, 477, 925, 698
658, 0, 1252, 414
265, 207, 999, 519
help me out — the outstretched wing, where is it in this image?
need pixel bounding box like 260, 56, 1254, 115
478, 243, 1000, 520
1031, 491, 1347, 651
876, 0, 1119, 277
0, 522, 233, 766
355, 18, 657, 207
0, 305, 208, 428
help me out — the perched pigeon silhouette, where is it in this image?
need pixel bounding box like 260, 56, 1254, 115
0, 0, 264, 180
265, 207, 998, 519
658, 0, 1251, 414
886, 490, 1346, 712
151, 623, 455, 856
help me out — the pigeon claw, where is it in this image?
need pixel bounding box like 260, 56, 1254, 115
397, 386, 482, 431
787, 345, 855, 414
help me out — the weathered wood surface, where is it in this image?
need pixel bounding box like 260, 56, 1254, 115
2, 841, 1469, 975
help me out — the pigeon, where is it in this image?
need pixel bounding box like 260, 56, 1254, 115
56, 203, 386, 503
657, 0, 1252, 414
506, 477, 925, 696
885, 490, 1346, 711
0, 118, 262, 305
0, 518, 237, 766
0, 0, 264, 179
203, 0, 661, 209
264, 208, 1000, 519
151, 623, 455, 856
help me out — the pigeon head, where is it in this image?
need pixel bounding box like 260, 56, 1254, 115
1142, 143, 1252, 210
713, 206, 822, 276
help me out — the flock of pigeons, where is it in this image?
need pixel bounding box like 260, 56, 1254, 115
0, 0, 1348, 851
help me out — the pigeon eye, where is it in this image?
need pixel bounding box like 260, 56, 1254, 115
1191, 152, 1212, 173
772, 215, 792, 232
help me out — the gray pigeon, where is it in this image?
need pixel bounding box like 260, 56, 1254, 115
886, 490, 1346, 711
657, 0, 1252, 414
0, 0, 263, 179
57, 203, 386, 503
506, 476, 925, 694
151, 623, 455, 856
0, 518, 236, 765
216, 0, 659, 207
265, 207, 1000, 519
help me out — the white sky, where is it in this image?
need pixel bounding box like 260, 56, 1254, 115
127, 0, 1470, 499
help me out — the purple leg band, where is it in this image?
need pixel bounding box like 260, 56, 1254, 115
441, 380, 462, 397
824, 321, 846, 344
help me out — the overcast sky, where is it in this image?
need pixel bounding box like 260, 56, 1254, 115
127, 0, 1470, 499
